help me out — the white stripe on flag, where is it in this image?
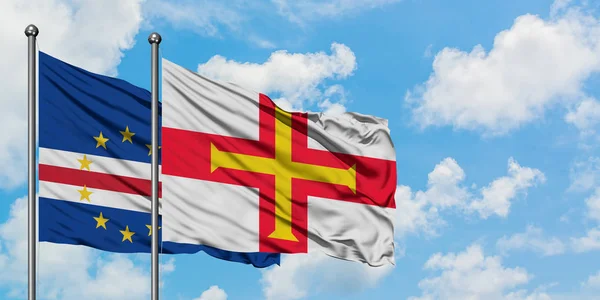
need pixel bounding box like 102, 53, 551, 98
161, 175, 261, 253
162, 58, 261, 140
39, 180, 160, 214
305, 113, 396, 160
39, 147, 160, 180
307, 196, 395, 265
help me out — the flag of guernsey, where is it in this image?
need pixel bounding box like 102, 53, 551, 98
161, 59, 397, 266
37, 51, 279, 268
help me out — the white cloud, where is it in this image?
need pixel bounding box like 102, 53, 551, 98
550, 0, 574, 17
272, 0, 401, 25
0, 197, 169, 299
565, 98, 600, 136
504, 290, 553, 300
394, 157, 468, 237
468, 158, 546, 219
194, 285, 228, 300
409, 244, 538, 300
569, 157, 600, 192
67, 255, 150, 300
496, 225, 566, 256
406, 4, 600, 135
569, 182, 600, 254
571, 228, 600, 253
197, 42, 356, 113
585, 188, 600, 222
143, 0, 243, 37
423, 157, 470, 208
423, 44, 434, 58
317, 99, 347, 116
248, 35, 277, 49
582, 270, 600, 289
316, 85, 348, 116
260, 252, 393, 300
144, 0, 392, 46
395, 157, 545, 237
160, 257, 176, 274
394, 185, 445, 238
0, 0, 144, 188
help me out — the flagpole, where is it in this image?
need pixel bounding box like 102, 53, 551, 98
148, 32, 162, 300
25, 24, 39, 300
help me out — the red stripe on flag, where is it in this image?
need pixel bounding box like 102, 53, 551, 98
291, 113, 397, 209
39, 164, 162, 198
162, 127, 396, 209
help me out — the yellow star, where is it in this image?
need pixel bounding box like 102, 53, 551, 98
78, 185, 92, 202
119, 126, 135, 143
93, 131, 109, 149
145, 224, 162, 236
77, 155, 93, 171
145, 144, 162, 156
120, 226, 135, 243
93, 212, 109, 229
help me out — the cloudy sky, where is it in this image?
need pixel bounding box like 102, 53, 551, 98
1, 0, 600, 299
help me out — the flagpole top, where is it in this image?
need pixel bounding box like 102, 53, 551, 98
148, 32, 162, 45
24, 24, 39, 37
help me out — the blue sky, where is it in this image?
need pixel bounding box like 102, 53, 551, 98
1, 0, 600, 299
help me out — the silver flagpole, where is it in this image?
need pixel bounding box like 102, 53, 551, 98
148, 32, 162, 300
25, 24, 39, 300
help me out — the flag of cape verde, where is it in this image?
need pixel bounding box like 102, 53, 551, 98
37, 52, 279, 268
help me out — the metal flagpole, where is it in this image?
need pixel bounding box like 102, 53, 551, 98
148, 32, 162, 300
25, 24, 39, 300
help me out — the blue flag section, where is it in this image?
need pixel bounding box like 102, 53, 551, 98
38, 51, 280, 268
